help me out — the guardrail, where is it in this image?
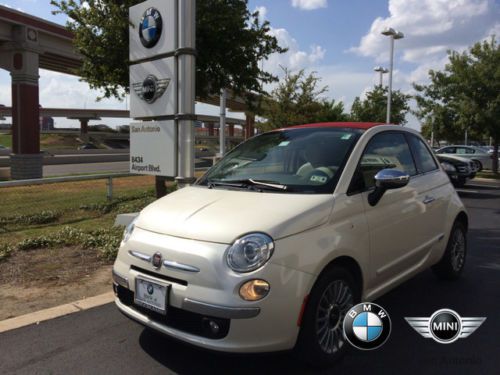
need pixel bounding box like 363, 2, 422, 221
0, 173, 132, 201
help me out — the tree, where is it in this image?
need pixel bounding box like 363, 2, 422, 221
414, 38, 499, 172
350, 86, 411, 125
259, 69, 349, 131
51, 0, 286, 101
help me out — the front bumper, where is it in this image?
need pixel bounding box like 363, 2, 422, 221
113, 227, 315, 352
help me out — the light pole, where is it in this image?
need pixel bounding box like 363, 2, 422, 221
373, 66, 389, 87
381, 27, 404, 124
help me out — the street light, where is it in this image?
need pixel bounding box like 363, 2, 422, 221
381, 27, 404, 124
373, 66, 389, 87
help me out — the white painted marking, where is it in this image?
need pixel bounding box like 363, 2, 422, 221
0, 292, 114, 333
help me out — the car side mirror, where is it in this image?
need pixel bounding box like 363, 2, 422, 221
368, 169, 410, 206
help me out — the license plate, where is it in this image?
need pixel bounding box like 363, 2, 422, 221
134, 277, 169, 315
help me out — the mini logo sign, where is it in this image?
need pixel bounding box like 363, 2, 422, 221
139, 7, 163, 48
343, 302, 392, 350
152, 252, 162, 269
406, 309, 486, 344
132, 75, 170, 104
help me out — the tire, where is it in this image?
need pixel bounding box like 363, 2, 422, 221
295, 266, 359, 368
432, 221, 467, 280
472, 159, 482, 172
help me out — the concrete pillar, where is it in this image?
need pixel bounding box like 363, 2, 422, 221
245, 113, 255, 140
8, 26, 42, 180
10, 49, 42, 179
79, 118, 90, 142
207, 122, 215, 136
228, 123, 234, 137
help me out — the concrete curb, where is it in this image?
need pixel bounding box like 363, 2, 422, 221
0, 292, 115, 334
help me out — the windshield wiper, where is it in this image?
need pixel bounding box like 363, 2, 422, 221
207, 178, 289, 191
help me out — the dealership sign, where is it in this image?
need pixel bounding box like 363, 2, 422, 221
130, 121, 176, 176
129, 0, 195, 179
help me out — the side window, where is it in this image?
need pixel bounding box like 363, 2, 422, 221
456, 147, 467, 155
407, 135, 438, 173
357, 132, 417, 190
441, 147, 455, 154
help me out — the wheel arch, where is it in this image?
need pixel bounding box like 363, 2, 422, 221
456, 210, 469, 231
315, 256, 364, 300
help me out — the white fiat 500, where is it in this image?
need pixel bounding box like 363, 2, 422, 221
113, 122, 467, 366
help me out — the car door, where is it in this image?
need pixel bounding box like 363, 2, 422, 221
352, 131, 425, 291
406, 134, 449, 250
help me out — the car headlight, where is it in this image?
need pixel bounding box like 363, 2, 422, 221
226, 233, 275, 273
441, 162, 456, 173
123, 216, 138, 243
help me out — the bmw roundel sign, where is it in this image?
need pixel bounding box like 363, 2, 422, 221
139, 7, 163, 48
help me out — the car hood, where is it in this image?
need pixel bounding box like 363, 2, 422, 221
136, 186, 334, 244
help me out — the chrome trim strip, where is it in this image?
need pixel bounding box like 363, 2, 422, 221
163, 260, 200, 273
182, 298, 260, 319
128, 250, 152, 263
112, 269, 129, 289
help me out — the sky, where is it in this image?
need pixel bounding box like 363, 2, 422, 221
0, 0, 499, 130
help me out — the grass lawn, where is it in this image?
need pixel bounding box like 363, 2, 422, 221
0, 133, 12, 149
0, 133, 83, 150
0, 175, 160, 246
477, 171, 500, 180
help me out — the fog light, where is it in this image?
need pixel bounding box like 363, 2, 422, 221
239, 279, 270, 301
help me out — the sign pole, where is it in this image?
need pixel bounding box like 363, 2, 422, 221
176, 0, 196, 187
219, 88, 226, 157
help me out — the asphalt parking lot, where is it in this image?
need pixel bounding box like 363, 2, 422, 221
1, 179, 498, 375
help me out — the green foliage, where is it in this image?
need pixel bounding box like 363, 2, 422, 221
260, 69, 349, 130
9, 226, 123, 261
414, 37, 499, 171
50, 0, 286, 101
0, 210, 61, 226
350, 85, 411, 125
79, 190, 157, 214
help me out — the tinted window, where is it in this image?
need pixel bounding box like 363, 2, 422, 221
407, 135, 438, 173
439, 147, 455, 154
357, 132, 417, 189
199, 128, 361, 194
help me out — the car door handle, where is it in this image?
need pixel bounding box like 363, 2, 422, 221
423, 196, 435, 205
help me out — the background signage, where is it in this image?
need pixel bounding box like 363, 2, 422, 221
129, 0, 177, 62
129, 121, 176, 176
130, 57, 177, 118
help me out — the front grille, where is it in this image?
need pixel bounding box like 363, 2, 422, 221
116, 285, 230, 339
131, 265, 188, 286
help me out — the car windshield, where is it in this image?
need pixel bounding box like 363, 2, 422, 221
198, 128, 362, 194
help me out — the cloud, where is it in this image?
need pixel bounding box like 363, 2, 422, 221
291, 0, 327, 11
254, 5, 267, 23
264, 27, 326, 73
351, 0, 499, 65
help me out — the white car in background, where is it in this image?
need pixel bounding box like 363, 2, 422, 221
436, 145, 494, 171
113, 122, 468, 367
